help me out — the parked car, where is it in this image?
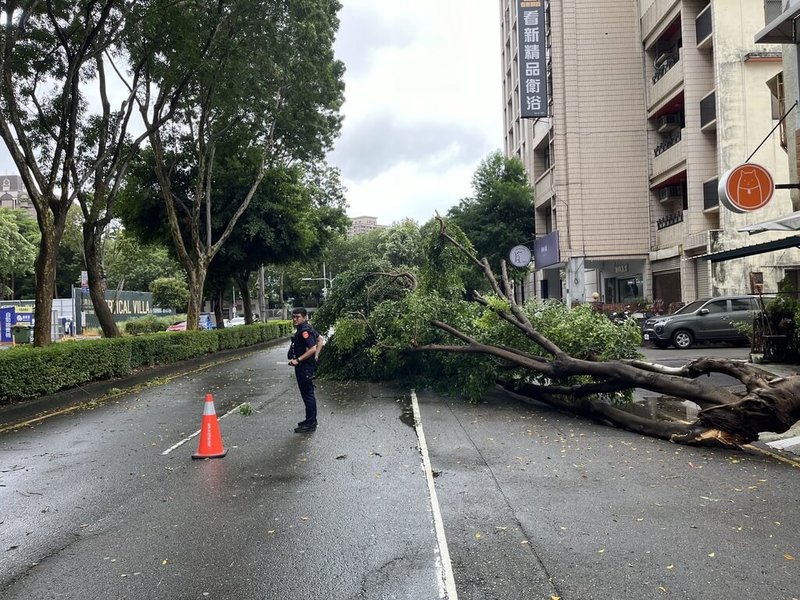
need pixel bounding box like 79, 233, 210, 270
166, 321, 186, 331
643, 295, 767, 349
228, 316, 246, 327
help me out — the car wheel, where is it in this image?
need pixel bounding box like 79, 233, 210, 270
671, 329, 694, 349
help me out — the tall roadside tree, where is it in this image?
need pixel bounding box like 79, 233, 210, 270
132, 0, 344, 330
206, 162, 348, 324
447, 151, 534, 293
0, 1, 188, 344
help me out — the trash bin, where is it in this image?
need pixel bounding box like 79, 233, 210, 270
12, 324, 31, 345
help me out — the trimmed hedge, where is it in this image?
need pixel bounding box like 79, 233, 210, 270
0, 321, 292, 405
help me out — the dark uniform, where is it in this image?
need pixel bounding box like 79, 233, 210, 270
288, 320, 319, 428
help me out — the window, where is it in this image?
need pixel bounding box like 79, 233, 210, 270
730, 298, 752, 312
705, 300, 727, 314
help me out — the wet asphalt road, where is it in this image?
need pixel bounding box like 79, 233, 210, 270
1, 342, 798, 599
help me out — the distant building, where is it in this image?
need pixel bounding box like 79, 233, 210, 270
0, 175, 35, 217
347, 215, 386, 237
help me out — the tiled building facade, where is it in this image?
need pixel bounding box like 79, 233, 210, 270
501, 0, 800, 306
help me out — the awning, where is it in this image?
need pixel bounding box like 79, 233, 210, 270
699, 235, 800, 263
738, 210, 800, 233
756, 3, 800, 44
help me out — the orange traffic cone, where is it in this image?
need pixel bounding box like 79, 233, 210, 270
192, 393, 227, 459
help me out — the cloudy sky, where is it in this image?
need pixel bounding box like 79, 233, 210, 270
330, 0, 503, 225
0, 0, 503, 226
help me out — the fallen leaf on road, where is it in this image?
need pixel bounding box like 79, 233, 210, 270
785, 554, 795, 561
475, 532, 482, 540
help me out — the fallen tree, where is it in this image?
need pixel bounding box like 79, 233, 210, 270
316, 217, 800, 449
415, 217, 800, 448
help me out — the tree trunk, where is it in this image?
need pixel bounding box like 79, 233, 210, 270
236, 273, 254, 323
213, 290, 224, 328
419, 216, 800, 448
33, 230, 58, 347
31, 205, 69, 346
83, 223, 120, 338
184, 262, 208, 331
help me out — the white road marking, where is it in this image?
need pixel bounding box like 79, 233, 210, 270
767, 435, 800, 450
161, 403, 244, 456
411, 390, 459, 600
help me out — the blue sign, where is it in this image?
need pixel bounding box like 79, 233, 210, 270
518, 0, 549, 118
534, 231, 560, 269
0, 307, 14, 343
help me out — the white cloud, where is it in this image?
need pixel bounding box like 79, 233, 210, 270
331, 0, 503, 224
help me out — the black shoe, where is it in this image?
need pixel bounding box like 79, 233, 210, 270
294, 424, 317, 433
297, 420, 317, 427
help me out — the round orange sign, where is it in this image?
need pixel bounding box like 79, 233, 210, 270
718, 163, 774, 213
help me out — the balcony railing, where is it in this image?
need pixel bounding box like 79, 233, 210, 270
648, 49, 683, 110
657, 211, 684, 230
652, 55, 677, 84
651, 130, 686, 180
654, 130, 681, 156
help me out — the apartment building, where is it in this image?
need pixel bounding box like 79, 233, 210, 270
501, 0, 800, 306
0, 174, 34, 217
346, 215, 385, 238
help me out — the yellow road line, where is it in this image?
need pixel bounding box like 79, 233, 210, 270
744, 443, 800, 468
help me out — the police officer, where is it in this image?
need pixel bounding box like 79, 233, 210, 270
288, 308, 319, 433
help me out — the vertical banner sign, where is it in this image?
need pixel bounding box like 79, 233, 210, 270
518, 0, 548, 118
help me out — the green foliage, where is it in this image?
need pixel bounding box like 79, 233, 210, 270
312, 256, 415, 333
124, 315, 178, 335
529, 302, 642, 361
763, 279, 800, 351
0, 209, 38, 297
105, 232, 184, 292
318, 289, 643, 403
446, 151, 534, 277
150, 277, 190, 312
417, 220, 474, 300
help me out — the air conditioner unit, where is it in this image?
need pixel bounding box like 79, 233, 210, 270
654, 52, 674, 68
657, 113, 680, 132
658, 185, 683, 201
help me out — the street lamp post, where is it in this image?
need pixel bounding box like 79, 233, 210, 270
301, 277, 333, 297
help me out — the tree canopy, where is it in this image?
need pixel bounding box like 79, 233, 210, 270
447, 151, 534, 278
127, 0, 345, 329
